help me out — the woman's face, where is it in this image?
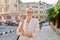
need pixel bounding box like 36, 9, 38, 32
26, 9, 33, 18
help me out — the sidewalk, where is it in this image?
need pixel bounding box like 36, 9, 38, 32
39, 22, 60, 40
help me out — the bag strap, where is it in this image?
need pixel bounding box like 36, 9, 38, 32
17, 35, 20, 40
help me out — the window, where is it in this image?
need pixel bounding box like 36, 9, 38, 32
27, 5, 29, 8
6, 5, 9, 11
40, 7, 43, 8
14, 5, 17, 11
34, 10, 38, 13
40, 11, 43, 13
36, 16, 38, 18
39, 2, 43, 5
39, 1, 41, 5
44, 11, 46, 13
18, 0, 21, 3
32, 6, 38, 8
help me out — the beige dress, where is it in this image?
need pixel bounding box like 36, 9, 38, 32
17, 18, 40, 40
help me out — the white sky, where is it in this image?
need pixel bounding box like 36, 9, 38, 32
21, 0, 58, 4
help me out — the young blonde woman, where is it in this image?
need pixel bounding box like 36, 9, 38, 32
17, 8, 40, 40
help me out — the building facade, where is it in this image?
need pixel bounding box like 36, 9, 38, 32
5, 0, 21, 15
0, 0, 21, 22
0, 0, 6, 22
20, 1, 53, 21
0, 0, 5, 14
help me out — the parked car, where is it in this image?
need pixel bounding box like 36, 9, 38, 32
6, 19, 19, 26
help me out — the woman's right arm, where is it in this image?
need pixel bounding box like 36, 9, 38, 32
17, 16, 24, 35
17, 21, 24, 35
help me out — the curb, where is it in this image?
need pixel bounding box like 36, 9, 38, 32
0, 30, 16, 36
50, 22, 60, 36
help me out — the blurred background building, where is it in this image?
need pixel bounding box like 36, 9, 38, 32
0, 0, 21, 26
4, 0, 21, 19
0, 0, 21, 22
0, 0, 6, 22
0, 0, 59, 26
0, 0, 54, 23
20, 1, 53, 21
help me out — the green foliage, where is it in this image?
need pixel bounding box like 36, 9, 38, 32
54, 3, 60, 18
47, 3, 60, 21
47, 7, 55, 21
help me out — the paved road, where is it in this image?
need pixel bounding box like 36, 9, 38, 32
0, 26, 18, 40
0, 22, 60, 40
39, 22, 60, 40
0, 26, 18, 33
0, 32, 18, 40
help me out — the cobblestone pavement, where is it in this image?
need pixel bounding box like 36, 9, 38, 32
39, 22, 60, 40
0, 32, 18, 40
0, 26, 18, 40
0, 26, 17, 33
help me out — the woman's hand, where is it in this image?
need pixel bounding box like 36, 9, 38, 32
28, 33, 32, 37
18, 16, 23, 23
23, 33, 32, 37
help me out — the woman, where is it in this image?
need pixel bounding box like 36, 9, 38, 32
17, 15, 24, 40
17, 8, 40, 40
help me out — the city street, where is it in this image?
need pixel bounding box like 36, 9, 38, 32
0, 32, 18, 40
0, 22, 60, 40
0, 0, 60, 40
0, 26, 18, 33
0, 26, 18, 40
39, 22, 60, 40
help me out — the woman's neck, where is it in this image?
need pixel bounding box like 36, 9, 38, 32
26, 17, 32, 23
